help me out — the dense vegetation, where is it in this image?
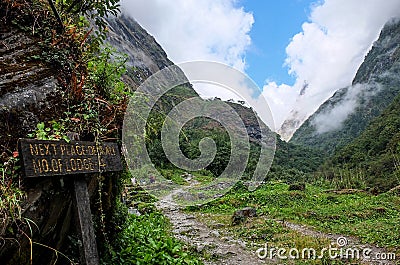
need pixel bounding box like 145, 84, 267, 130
319, 94, 400, 192
107, 212, 202, 264
144, 91, 323, 184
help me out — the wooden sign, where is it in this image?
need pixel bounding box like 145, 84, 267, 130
19, 138, 123, 265
19, 139, 122, 177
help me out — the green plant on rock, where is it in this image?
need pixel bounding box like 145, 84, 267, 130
28, 121, 70, 141
57, 45, 130, 141
51, 0, 120, 39
7, 0, 123, 101
64, 100, 103, 138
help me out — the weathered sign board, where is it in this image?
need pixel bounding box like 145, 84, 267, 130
19, 138, 122, 265
19, 139, 122, 177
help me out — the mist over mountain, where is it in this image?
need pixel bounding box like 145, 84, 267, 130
322, 93, 400, 192
278, 17, 400, 142
289, 18, 400, 154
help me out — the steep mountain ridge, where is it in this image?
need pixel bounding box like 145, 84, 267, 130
106, 13, 199, 104
290, 18, 400, 154
106, 14, 177, 85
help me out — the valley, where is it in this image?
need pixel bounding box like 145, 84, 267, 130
0, 1, 399, 264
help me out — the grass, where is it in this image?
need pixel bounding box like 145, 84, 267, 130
104, 180, 203, 265
158, 168, 188, 185
194, 213, 349, 265
189, 181, 400, 251
0, 156, 25, 235
103, 212, 203, 265
158, 168, 216, 186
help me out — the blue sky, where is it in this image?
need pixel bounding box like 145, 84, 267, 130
120, 0, 400, 134
243, 0, 315, 87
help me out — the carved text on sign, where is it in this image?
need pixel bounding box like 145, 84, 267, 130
19, 139, 122, 177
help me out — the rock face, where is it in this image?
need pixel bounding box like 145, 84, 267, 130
106, 13, 198, 108
106, 14, 174, 76
0, 10, 76, 263
106, 13, 191, 90
0, 22, 65, 152
289, 18, 400, 153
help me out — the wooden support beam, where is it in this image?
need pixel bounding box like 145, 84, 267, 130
73, 178, 99, 265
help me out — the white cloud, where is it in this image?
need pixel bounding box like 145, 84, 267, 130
274, 0, 400, 138
312, 83, 381, 134
120, 0, 253, 72
260, 81, 298, 128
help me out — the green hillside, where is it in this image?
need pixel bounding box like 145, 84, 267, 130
319, 93, 400, 192
143, 95, 323, 182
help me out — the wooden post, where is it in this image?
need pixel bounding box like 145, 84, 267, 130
73, 177, 100, 265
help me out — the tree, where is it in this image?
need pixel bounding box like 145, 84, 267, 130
48, 0, 120, 36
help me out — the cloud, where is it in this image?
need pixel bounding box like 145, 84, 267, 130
119, 0, 254, 72
312, 82, 381, 134
260, 81, 298, 128
265, 0, 400, 133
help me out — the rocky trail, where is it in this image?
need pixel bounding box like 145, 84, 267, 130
155, 188, 268, 265
158, 188, 397, 264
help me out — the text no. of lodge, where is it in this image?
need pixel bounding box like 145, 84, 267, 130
19, 139, 122, 177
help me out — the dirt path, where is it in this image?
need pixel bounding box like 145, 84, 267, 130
156, 189, 397, 264
156, 188, 269, 265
